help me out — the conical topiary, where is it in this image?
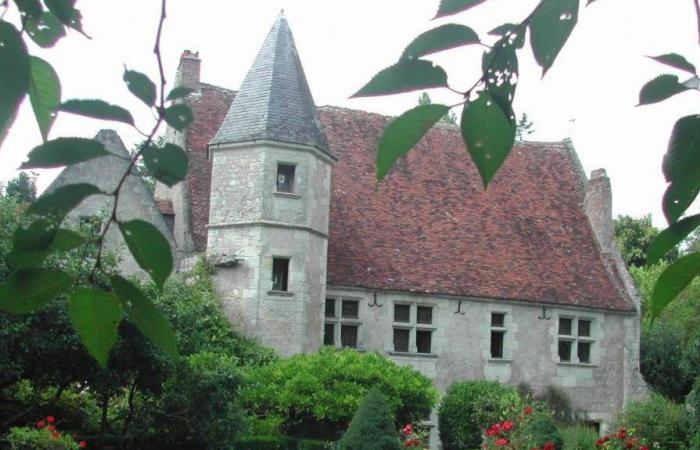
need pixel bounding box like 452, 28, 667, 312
338, 388, 402, 450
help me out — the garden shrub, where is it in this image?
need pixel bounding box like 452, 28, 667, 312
438, 380, 520, 450
560, 425, 597, 450
7, 423, 86, 450
534, 385, 577, 424
526, 414, 563, 449
337, 389, 401, 450
617, 392, 691, 450
688, 377, 700, 427
640, 322, 695, 402
242, 348, 437, 440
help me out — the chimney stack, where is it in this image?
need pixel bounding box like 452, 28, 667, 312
175, 50, 201, 92
584, 168, 614, 253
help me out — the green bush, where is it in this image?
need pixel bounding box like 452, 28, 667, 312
338, 389, 401, 450
242, 348, 437, 440
640, 321, 695, 402
688, 377, 700, 429
6, 426, 83, 450
438, 380, 519, 450
526, 414, 563, 449
617, 392, 691, 450
560, 425, 597, 450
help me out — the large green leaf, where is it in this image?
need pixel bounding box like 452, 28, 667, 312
163, 104, 193, 131
648, 214, 700, 265
13, 0, 43, 20
8, 226, 84, 268
44, 0, 85, 34
376, 104, 449, 181
0, 268, 72, 314
68, 288, 123, 368
651, 252, 700, 321
142, 143, 188, 187
529, 0, 579, 75
27, 183, 101, 221
124, 68, 156, 107
638, 75, 689, 105
111, 275, 179, 358
119, 220, 173, 289
434, 0, 488, 18
28, 57, 61, 141
662, 174, 700, 224
21, 138, 109, 169
662, 115, 700, 184
483, 37, 519, 121
352, 60, 448, 98
58, 99, 134, 125
402, 24, 479, 60
460, 91, 516, 187
649, 53, 696, 74
0, 22, 30, 149
166, 86, 194, 101
25, 10, 65, 48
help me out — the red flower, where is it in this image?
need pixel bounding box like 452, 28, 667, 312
79, 442, 88, 448
543, 441, 556, 450
404, 438, 419, 447
47, 425, 56, 432
495, 438, 509, 446
402, 424, 413, 436
486, 428, 498, 437
639, 447, 649, 450
617, 428, 627, 439
46, 415, 55, 424
502, 420, 514, 431
596, 436, 610, 447
36, 420, 46, 429
51, 430, 60, 440
523, 405, 533, 415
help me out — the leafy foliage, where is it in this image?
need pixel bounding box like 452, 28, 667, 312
526, 415, 563, 450
616, 393, 692, 450
337, 389, 401, 450
3, 172, 37, 204
614, 214, 678, 268
559, 425, 598, 450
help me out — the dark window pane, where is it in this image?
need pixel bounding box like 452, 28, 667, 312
277, 164, 295, 193
578, 319, 591, 337
558, 340, 572, 362
342, 300, 359, 319
323, 323, 334, 346
341, 325, 358, 348
491, 331, 504, 358
163, 214, 175, 234
416, 330, 432, 354
272, 258, 289, 291
325, 299, 335, 318
394, 304, 410, 323
559, 318, 572, 336
578, 342, 591, 363
491, 313, 505, 328
393, 328, 409, 352
417, 306, 432, 324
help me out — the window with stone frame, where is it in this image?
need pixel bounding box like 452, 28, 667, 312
271, 258, 289, 291
557, 316, 594, 363
392, 302, 436, 354
276, 163, 296, 193
324, 297, 361, 348
490, 312, 507, 359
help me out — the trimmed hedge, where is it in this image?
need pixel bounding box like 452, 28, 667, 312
338, 389, 401, 450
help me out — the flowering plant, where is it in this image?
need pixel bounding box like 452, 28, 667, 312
481, 405, 558, 450
401, 422, 429, 449
594, 427, 648, 450
7, 415, 88, 449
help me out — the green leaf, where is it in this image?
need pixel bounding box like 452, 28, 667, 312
434, 0, 488, 18
662, 115, 700, 184
489, 23, 518, 36
13, 0, 43, 20
662, 174, 700, 224
376, 104, 449, 181
401, 24, 479, 59
111, 275, 179, 358
0, 22, 30, 149
68, 287, 123, 368
44, 0, 86, 35
0, 268, 72, 314
638, 75, 690, 105
8, 227, 85, 268
483, 37, 519, 121
651, 252, 700, 321
21, 137, 109, 169
163, 104, 193, 131
25, 10, 65, 48
460, 91, 516, 187
142, 143, 188, 187
27, 183, 101, 221
352, 60, 448, 98
648, 53, 696, 74
58, 99, 134, 125
119, 220, 173, 289
529, 0, 579, 76
648, 214, 700, 265
49, 229, 85, 252
28, 57, 61, 141
166, 86, 194, 101
124, 68, 156, 107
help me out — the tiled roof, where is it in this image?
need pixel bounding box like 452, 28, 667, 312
209, 13, 329, 154
185, 84, 633, 311
155, 199, 174, 215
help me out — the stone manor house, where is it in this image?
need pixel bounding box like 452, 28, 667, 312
50, 14, 646, 433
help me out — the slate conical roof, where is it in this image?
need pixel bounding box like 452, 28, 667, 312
209, 13, 330, 153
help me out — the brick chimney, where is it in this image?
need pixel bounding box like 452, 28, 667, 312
175, 50, 201, 92
584, 168, 614, 253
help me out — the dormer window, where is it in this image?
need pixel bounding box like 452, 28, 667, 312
276, 164, 296, 193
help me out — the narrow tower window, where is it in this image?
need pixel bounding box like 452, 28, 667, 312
272, 258, 289, 291
490, 312, 506, 359
277, 164, 296, 193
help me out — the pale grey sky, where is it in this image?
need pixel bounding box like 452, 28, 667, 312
1, 0, 698, 227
